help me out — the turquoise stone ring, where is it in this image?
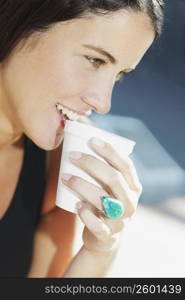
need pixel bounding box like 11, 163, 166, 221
100, 196, 125, 219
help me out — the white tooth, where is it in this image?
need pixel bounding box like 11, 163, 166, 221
62, 108, 69, 116
56, 103, 81, 121
67, 111, 76, 120
56, 104, 63, 110
68, 110, 77, 119
61, 107, 67, 113
67, 112, 72, 119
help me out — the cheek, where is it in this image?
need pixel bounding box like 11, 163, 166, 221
45, 59, 90, 97
5, 46, 91, 107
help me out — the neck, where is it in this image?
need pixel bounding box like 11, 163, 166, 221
0, 105, 23, 150
0, 75, 23, 151
0, 132, 23, 151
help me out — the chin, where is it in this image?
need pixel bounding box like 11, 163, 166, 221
24, 128, 64, 151
22, 104, 66, 150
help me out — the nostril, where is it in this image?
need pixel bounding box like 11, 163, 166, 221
81, 96, 111, 115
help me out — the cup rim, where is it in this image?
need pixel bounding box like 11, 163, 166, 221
64, 120, 136, 155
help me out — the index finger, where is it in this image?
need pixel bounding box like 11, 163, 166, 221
89, 138, 142, 195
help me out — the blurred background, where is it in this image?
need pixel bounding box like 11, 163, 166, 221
74, 0, 185, 277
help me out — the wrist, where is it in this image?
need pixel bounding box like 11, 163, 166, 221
81, 245, 119, 276
63, 245, 119, 278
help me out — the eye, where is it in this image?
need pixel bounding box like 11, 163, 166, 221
116, 71, 125, 83
85, 56, 106, 69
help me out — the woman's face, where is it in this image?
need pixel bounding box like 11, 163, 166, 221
0, 10, 155, 150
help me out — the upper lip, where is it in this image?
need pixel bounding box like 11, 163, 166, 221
58, 103, 91, 116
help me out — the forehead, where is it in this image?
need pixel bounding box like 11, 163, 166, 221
25, 9, 155, 69
54, 9, 155, 66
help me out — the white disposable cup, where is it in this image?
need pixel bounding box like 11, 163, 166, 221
56, 119, 135, 213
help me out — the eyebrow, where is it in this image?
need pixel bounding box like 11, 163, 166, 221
82, 44, 134, 73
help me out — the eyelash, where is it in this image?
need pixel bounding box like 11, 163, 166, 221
85, 55, 106, 68
85, 55, 125, 83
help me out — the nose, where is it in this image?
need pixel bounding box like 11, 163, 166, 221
81, 87, 113, 115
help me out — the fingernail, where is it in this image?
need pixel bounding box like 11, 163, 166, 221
76, 202, 83, 210
91, 137, 105, 147
61, 173, 72, 181
69, 151, 82, 160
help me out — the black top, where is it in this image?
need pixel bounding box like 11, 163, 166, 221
0, 135, 46, 277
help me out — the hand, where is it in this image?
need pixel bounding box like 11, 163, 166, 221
61, 137, 142, 253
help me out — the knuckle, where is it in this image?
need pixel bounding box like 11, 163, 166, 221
111, 220, 125, 233
132, 182, 142, 195
107, 234, 120, 248
136, 183, 143, 195
96, 225, 111, 241
126, 203, 136, 217
86, 154, 95, 163
81, 153, 94, 165
126, 158, 138, 176
97, 231, 111, 243
108, 170, 122, 186
117, 219, 125, 232
122, 157, 131, 171
127, 157, 134, 168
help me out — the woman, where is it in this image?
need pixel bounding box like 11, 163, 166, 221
0, 0, 164, 277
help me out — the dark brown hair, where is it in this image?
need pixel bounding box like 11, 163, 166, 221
0, 0, 164, 62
